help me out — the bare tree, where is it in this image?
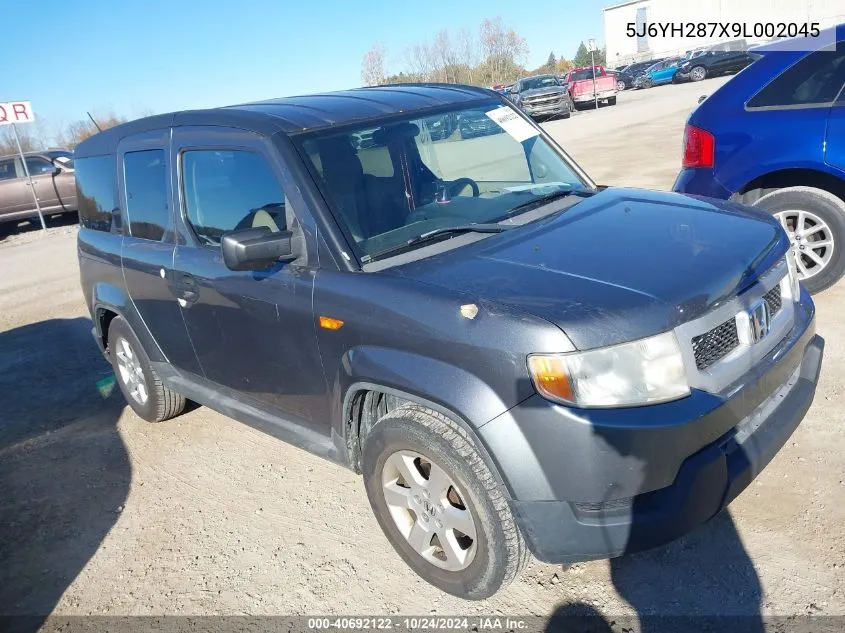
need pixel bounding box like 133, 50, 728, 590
404, 42, 436, 82
457, 27, 479, 84
54, 112, 128, 149
361, 43, 387, 86
0, 128, 40, 155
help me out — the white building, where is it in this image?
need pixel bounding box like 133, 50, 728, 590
604, 0, 845, 67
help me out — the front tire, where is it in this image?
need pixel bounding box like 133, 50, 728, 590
108, 316, 186, 422
362, 404, 529, 600
690, 66, 706, 82
753, 186, 845, 294
616, 80, 626, 91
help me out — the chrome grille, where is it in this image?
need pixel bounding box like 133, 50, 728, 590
764, 285, 782, 315
523, 93, 564, 105
692, 317, 740, 371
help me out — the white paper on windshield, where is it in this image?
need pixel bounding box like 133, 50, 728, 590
485, 106, 539, 143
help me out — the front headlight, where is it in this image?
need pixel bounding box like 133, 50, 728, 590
786, 250, 801, 300
527, 331, 690, 408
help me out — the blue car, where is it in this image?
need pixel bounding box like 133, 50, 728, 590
635, 57, 681, 88
674, 26, 845, 294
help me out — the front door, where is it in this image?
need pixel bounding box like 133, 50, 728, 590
170, 126, 329, 433
22, 155, 61, 211
117, 130, 201, 375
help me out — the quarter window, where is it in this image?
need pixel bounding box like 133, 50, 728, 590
124, 149, 170, 241
182, 150, 285, 245
0, 158, 17, 181
75, 155, 117, 232
748, 48, 845, 108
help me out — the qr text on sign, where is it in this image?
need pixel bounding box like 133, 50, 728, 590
0, 101, 35, 126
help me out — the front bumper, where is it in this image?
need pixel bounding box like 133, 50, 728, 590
523, 102, 570, 118
479, 298, 822, 562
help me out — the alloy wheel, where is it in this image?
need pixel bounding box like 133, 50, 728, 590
115, 336, 148, 405
774, 209, 835, 280
381, 450, 477, 571
617, 80, 626, 91
691, 67, 706, 81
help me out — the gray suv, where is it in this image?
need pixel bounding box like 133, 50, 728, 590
0, 150, 77, 227
76, 85, 823, 599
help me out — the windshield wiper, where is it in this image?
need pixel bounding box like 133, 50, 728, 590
503, 188, 580, 217
361, 223, 509, 263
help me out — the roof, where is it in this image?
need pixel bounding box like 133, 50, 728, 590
75, 84, 496, 158
0, 150, 65, 161
602, 0, 647, 11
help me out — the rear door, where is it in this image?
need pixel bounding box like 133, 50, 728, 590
0, 157, 29, 218
117, 130, 201, 374
823, 48, 845, 173
170, 126, 329, 433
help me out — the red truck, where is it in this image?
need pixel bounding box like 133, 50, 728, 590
563, 65, 618, 109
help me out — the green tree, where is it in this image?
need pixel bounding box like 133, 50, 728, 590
545, 51, 556, 70
573, 41, 590, 66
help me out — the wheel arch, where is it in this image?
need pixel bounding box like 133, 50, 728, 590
90, 282, 166, 363
733, 167, 845, 206
341, 382, 509, 493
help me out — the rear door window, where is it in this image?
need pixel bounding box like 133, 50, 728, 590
748, 48, 845, 108
124, 149, 170, 241
0, 158, 17, 181
182, 149, 285, 246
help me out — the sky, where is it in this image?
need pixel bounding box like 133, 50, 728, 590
2, 0, 606, 141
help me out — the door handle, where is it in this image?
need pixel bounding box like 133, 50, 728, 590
178, 274, 199, 304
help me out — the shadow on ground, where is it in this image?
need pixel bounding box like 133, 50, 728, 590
0, 213, 78, 243
545, 512, 762, 632
0, 317, 128, 630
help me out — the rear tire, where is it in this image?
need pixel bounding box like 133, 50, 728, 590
753, 186, 845, 294
108, 316, 186, 422
608, 96, 617, 106
362, 404, 529, 600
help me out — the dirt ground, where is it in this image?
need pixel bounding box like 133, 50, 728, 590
1, 78, 843, 626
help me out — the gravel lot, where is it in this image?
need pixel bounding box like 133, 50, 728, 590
1, 77, 843, 627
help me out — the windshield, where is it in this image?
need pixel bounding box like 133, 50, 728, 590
520, 76, 560, 90
570, 68, 602, 81
296, 100, 591, 261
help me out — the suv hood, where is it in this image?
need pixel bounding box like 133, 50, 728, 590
387, 187, 788, 350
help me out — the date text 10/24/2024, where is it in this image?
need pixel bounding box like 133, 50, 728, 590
626, 22, 821, 39
308, 617, 529, 630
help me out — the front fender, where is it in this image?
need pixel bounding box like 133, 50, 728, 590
339, 346, 514, 431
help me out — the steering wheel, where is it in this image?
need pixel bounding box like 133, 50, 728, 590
445, 177, 480, 198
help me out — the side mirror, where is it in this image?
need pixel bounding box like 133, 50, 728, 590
221, 226, 297, 271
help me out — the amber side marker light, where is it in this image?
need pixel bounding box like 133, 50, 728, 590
319, 316, 344, 330
527, 355, 575, 403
